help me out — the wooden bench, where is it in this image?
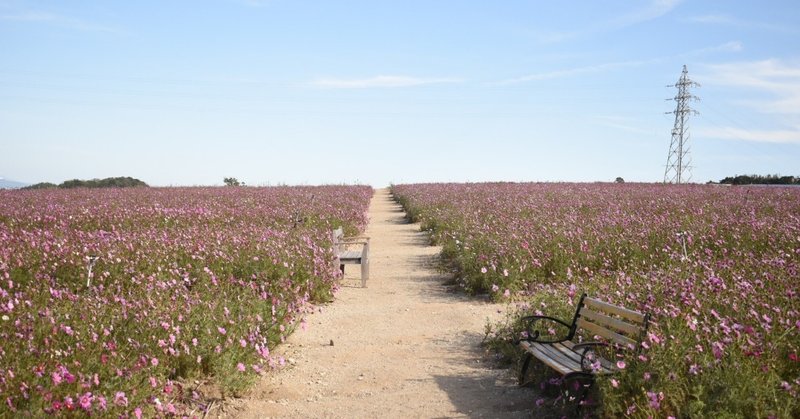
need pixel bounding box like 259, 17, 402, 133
332, 227, 370, 287
517, 293, 650, 386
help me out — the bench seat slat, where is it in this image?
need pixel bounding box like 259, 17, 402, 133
576, 318, 638, 349
584, 297, 646, 324
521, 341, 576, 375
339, 250, 364, 261
521, 340, 614, 375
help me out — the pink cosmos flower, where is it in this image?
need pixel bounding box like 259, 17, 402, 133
616, 361, 626, 370
647, 391, 664, 409
237, 363, 246, 372
113, 392, 128, 407
79, 393, 92, 411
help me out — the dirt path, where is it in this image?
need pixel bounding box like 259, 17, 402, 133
225, 189, 534, 418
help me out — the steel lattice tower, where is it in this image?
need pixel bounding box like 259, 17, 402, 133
664, 65, 699, 184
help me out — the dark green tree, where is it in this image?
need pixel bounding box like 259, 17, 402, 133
223, 177, 241, 187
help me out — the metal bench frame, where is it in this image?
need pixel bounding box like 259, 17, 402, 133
517, 293, 650, 387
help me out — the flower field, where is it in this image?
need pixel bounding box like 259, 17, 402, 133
0, 185, 371, 416
392, 182, 799, 418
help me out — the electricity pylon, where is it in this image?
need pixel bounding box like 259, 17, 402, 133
664, 65, 699, 184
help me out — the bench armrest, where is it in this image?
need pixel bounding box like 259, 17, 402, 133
339, 236, 370, 244
516, 315, 574, 344
342, 235, 370, 240
339, 239, 369, 246
573, 341, 610, 373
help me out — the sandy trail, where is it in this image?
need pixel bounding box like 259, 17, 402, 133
225, 189, 534, 418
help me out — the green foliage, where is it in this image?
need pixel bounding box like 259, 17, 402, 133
223, 177, 243, 187
720, 174, 800, 185
22, 177, 148, 189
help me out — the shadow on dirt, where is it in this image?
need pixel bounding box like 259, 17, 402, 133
427, 338, 582, 419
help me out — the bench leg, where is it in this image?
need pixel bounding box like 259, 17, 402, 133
518, 352, 533, 386
360, 261, 368, 287
340, 264, 345, 275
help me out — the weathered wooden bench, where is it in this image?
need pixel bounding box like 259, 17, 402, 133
517, 293, 650, 386
332, 227, 370, 287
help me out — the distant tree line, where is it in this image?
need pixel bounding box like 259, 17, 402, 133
719, 174, 800, 185
22, 177, 148, 190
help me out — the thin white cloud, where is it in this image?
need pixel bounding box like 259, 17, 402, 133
594, 116, 654, 135
701, 59, 800, 114
0, 11, 120, 33
611, 0, 684, 28
500, 40, 741, 85
311, 75, 463, 89
696, 59, 800, 145
684, 14, 798, 34
497, 59, 654, 84
697, 127, 800, 144
685, 14, 736, 24
535, 0, 684, 43
684, 41, 742, 56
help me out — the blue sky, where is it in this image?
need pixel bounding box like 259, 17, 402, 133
1, 0, 798, 186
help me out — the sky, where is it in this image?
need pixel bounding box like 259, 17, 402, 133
1, 0, 799, 187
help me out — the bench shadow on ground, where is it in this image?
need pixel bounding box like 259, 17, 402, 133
414, 330, 572, 419
426, 341, 579, 419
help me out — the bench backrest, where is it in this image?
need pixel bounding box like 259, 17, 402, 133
332, 227, 344, 255
573, 294, 650, 350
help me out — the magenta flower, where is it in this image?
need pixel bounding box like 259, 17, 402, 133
79, 393, 92, 411
647, 391, 664, 409
113, 392, 128, 407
